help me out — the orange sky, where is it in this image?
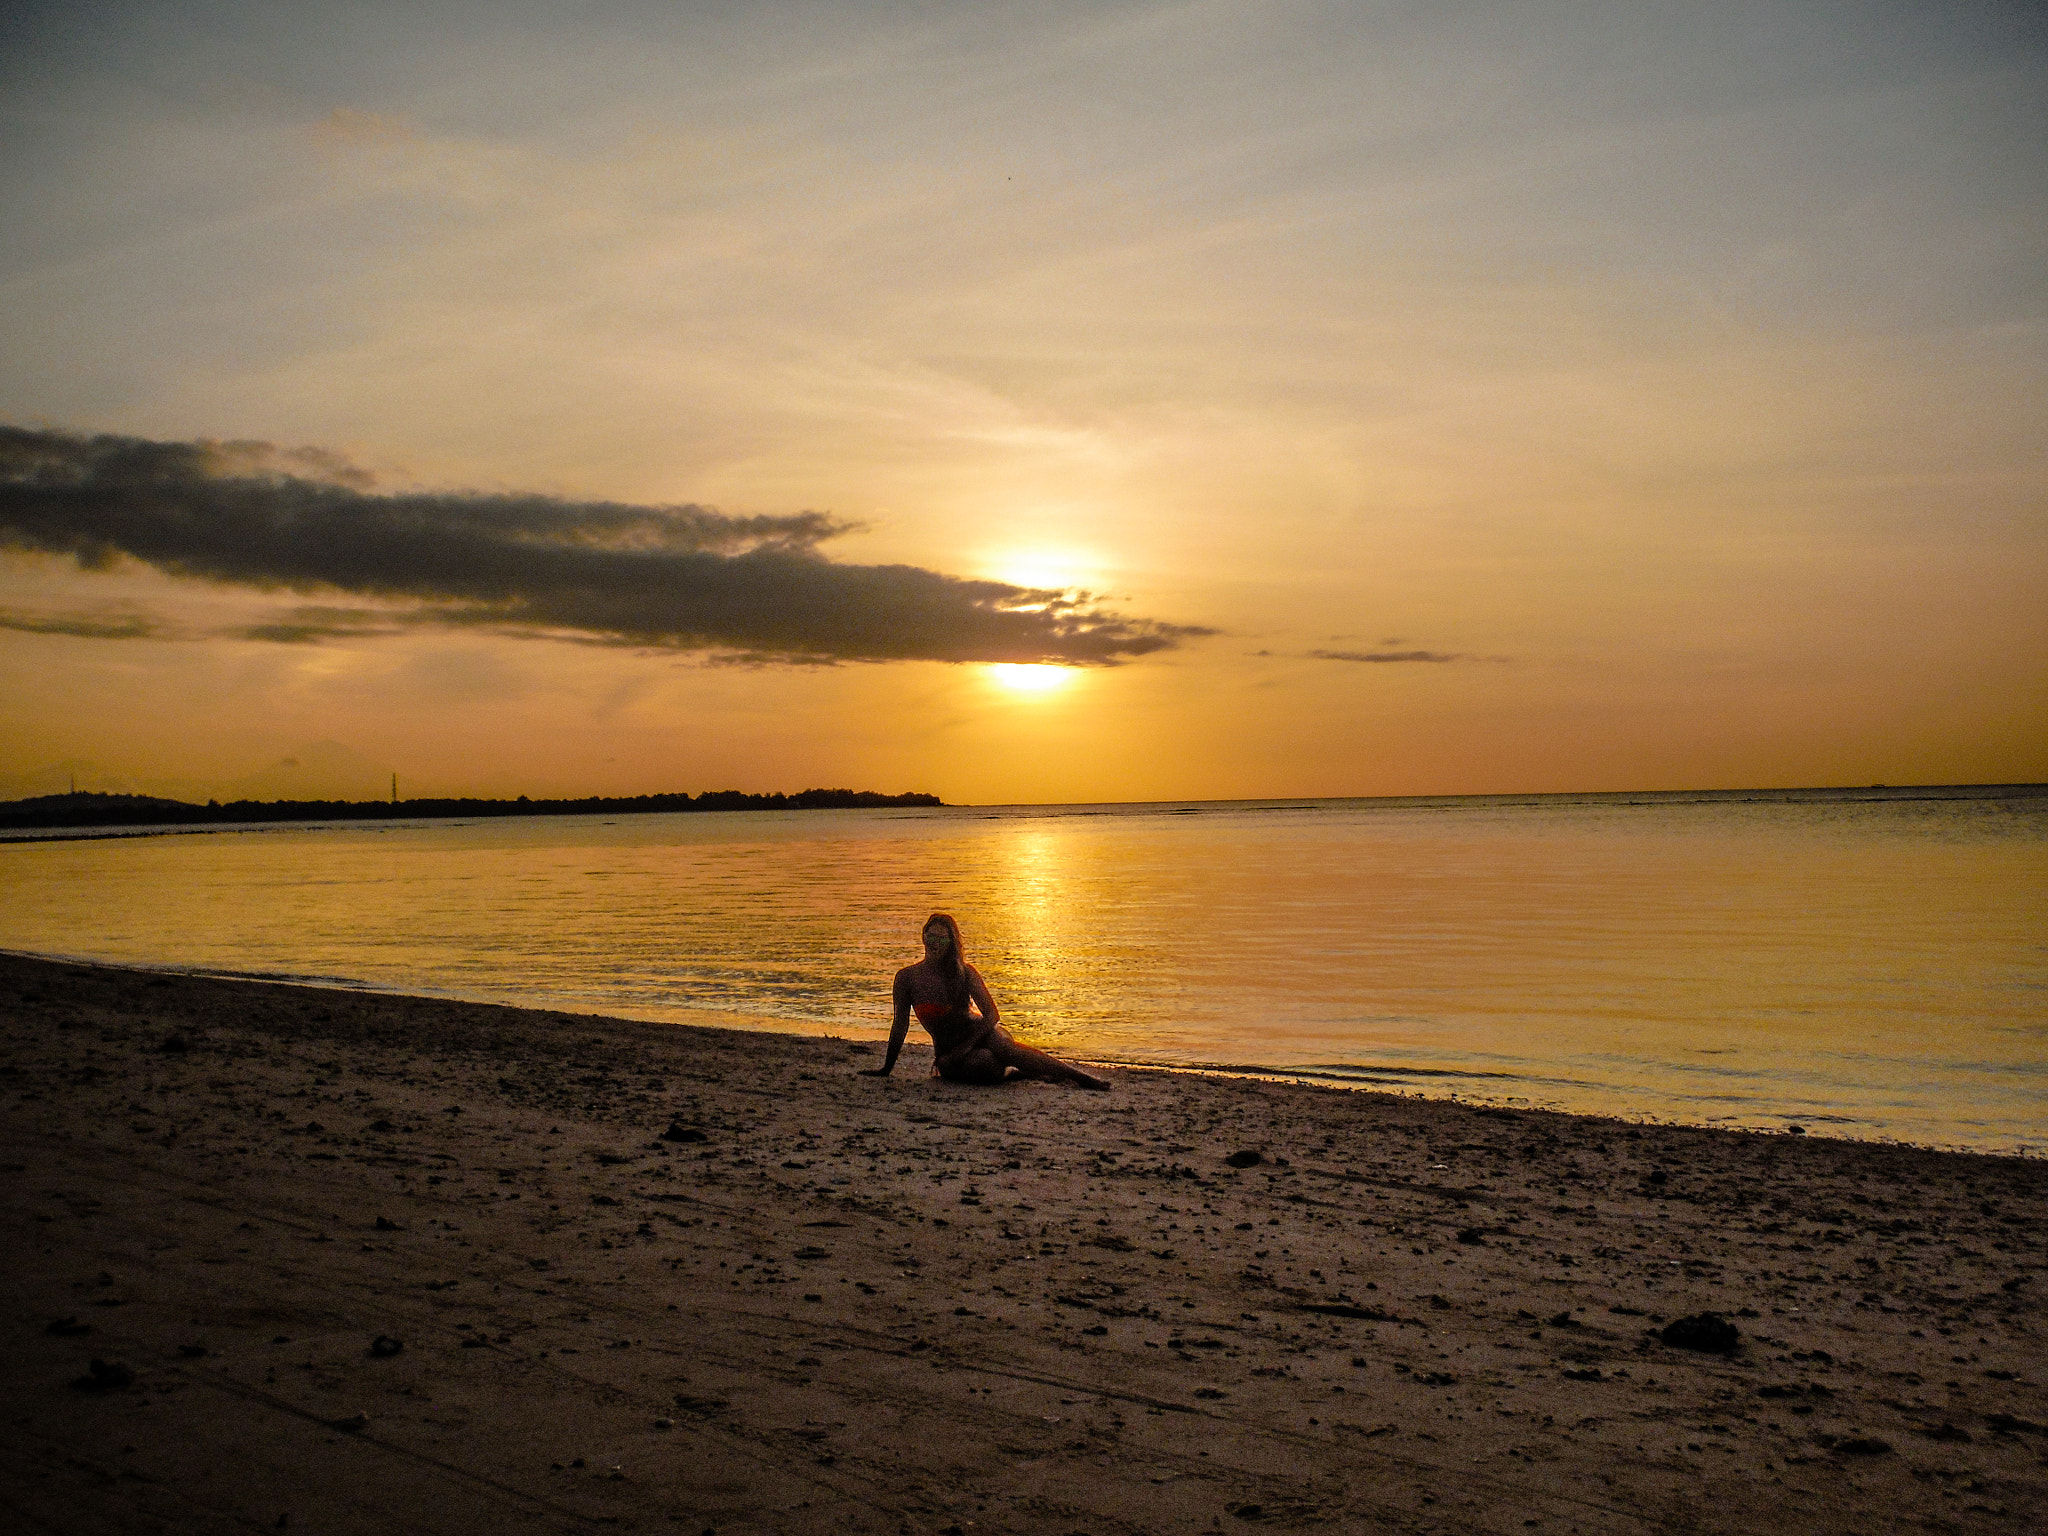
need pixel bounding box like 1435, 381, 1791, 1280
2, 1, 2043, 803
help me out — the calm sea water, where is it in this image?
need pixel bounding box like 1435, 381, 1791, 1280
3, 787, 2043, 1153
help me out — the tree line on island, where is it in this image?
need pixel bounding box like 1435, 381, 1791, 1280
0, 787, 944, 830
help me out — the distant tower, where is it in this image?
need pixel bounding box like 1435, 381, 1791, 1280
391, 773, 399, 805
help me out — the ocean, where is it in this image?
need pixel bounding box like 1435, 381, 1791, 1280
3, 785, 2042, 1153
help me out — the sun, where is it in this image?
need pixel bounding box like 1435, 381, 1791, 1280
987, 664, 1075, 693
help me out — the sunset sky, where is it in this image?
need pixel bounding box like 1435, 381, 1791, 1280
2, 0, 2043, 805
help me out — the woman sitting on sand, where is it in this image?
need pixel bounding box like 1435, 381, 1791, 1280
862, 913, 1109, 1090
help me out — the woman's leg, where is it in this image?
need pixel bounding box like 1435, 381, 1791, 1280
989, 1032, 1110, 1091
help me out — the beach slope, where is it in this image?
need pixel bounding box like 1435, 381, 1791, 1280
2, 953, 2043, 1533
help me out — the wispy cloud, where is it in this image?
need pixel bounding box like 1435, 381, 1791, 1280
0, 427, 1211, 665
230, 611, 398, 645
1308, 648, 1462, 664
0, 605, 159, 640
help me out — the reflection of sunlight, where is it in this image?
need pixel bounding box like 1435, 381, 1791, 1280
987, 664, 1074, 693
990, 827, 1071, 1042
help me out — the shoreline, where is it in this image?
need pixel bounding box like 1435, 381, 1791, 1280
7, 944, 2033, 1161
4, 951, 2044, 1532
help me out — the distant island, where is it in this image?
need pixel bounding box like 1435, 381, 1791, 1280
0, 787, 945, 831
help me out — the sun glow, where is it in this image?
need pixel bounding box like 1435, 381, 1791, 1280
987, 664, 1075, 693
981, 545, 1104, 599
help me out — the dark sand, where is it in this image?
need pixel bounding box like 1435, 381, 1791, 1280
2, 951, 2043, 1534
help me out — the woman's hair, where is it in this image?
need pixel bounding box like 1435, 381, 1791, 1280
923, 912, 969, 1009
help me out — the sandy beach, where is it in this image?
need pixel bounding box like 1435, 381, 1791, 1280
3, 951, 2043, 1534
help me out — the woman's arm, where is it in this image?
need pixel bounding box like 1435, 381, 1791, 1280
862, 967, 914, 1076
965, 964, 999, 1029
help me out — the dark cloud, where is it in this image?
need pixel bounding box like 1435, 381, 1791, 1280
0, 426, 1212, 666
0, 605, 158, 640
1308, 648, 1462, 664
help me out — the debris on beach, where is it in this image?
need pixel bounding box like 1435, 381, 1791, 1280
1659, 1313, 1741, 1354
68, 1358, 134, 1392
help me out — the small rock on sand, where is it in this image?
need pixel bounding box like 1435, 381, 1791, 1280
69, 1358, 135, 1392
1660, 1313, 1740, 1355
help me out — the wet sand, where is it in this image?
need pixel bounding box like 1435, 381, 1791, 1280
3, 951, 2044, 1534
